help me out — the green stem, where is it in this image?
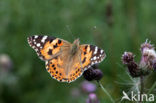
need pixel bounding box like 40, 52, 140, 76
97, 81, 115, 103
140, 76, 144, 103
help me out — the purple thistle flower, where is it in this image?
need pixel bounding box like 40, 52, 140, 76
81, 81, 96, 93
141, 40, 154, 52
121, 40, 156, 77
86, 93, 100, 103
140, 40, 156, 69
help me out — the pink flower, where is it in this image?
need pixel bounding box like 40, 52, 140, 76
81, 81, 96, 93
86, 93, 100, 103
140, 40, 156, 70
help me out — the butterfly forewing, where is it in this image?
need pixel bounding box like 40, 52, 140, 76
27, 35, 70, 61
80, 44, 106, 70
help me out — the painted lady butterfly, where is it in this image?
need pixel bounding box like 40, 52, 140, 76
27, 35, 106, 83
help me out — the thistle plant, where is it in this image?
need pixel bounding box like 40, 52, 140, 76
121, 40, 156, 102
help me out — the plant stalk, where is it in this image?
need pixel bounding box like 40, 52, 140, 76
97, 81, 115, 103
140, 75, 144, 103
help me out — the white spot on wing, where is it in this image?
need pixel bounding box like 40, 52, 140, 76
94, 47, 98, 54
93, 56, 96, 60
32, 46, 36, 49
45, 61, 48, 65
35, 48, 38, 51
101, 50, 104, 54
41, 36, 48, 43
37, 43, 41, 47
34, 35, 38, 39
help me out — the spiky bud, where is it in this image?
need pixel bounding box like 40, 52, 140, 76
83, 67, 103, 81
94, 69, 103, 81
127, 61, 142, 77
122, 52, 144, 77
83, 68, 96, 81
122, 52, 134, 65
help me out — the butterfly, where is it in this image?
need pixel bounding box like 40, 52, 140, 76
27, 35, 106, 83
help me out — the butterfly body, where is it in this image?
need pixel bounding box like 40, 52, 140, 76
28, 35, 106, 83
70, 39, 80, 56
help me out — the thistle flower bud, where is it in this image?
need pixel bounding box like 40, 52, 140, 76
122, 52, 134, 65
127, 61, 141, 77
86, 93, 100, 103
83, 67, 103, 81
83, 68, 96, 81
94, 69, 103, 81
122, 52, 142, 77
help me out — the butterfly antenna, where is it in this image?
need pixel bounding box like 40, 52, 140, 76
66, 25, 75, 40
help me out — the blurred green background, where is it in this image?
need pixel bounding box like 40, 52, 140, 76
0, 0, 156, 103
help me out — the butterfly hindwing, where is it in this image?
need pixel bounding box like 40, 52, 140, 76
45, 56, 83, 83
27, 35, 70, 61
45, 46, 83, 83
45, 57, 65, 82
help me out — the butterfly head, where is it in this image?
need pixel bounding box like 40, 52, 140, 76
71, 38, 80, 56
73, 38, 80, 46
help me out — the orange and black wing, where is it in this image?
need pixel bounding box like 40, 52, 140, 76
27, 35, 70, 61
80, 44, 106, 71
